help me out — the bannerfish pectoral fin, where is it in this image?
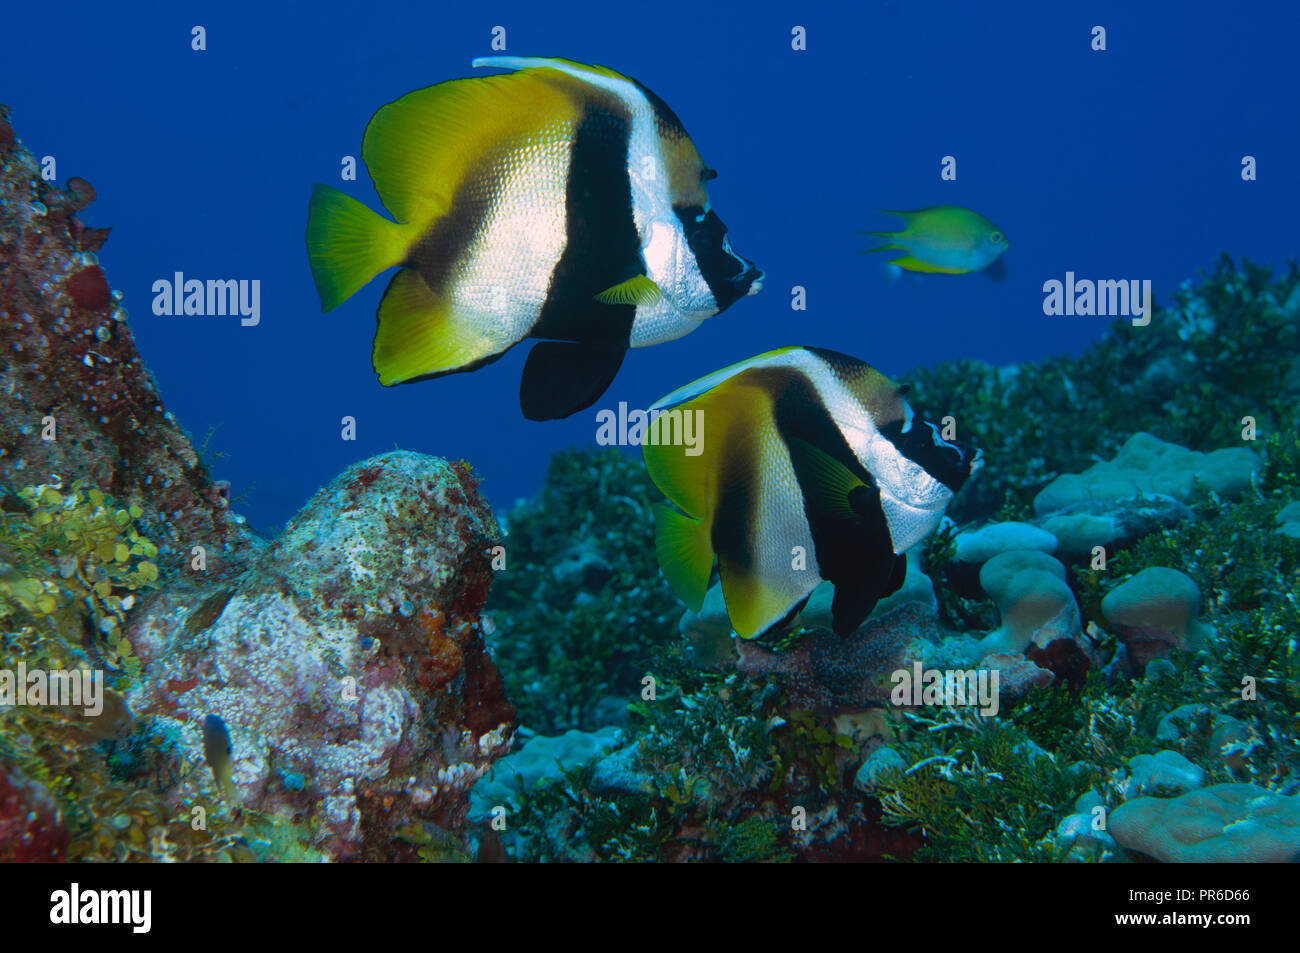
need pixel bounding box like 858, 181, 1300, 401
519, 341, 627, 421
786, 438, 871, 522
652, 503, 713, 611
593, 274, 662, 307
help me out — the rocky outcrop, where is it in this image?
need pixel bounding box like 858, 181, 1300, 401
126, 452, 515, 860
0, 105, 253, 581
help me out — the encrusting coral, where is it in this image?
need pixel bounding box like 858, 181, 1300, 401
1, 112, 517, 862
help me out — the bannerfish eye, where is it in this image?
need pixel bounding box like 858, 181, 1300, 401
991, 231, 1004, 243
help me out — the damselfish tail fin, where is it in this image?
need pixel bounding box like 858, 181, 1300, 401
306, 184, 414, 311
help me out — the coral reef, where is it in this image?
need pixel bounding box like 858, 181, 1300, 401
126, 452, 515, 860
906, 255, 1299, 525
473, 256, 1300, 864
5, 102, 1298, 864
1110, 784, 1300, 862
484, 447, 681, 734
1032, 432, 1260, 517
0, 761, 68, 861
1, 113, 514, 862
1101, 567, 1214, 675
0, 106, 254, 579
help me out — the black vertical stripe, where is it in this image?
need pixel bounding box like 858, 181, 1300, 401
405, 159, 498, 295
767, 370, 899, 633
532, 106, 642, 346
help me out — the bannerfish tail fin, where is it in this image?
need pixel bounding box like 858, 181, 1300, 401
653, 503, 714, 611
519, 340, 626, 420
372, 269, 518, 385
307, 184, 415, 311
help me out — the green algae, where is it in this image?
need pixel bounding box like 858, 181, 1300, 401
908, 255, 1300, 524
483, 256, 1300, 863
0, 479, 328, 862
486, 447, 681, 733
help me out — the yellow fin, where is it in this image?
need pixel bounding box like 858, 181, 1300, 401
652, 503, 713, 611
372, 269, 516, 385
306, 184, 414, 311
363, 72, 580, 226
594, 274, 662, 307
889, 255, 968, 274
719, 556, 814, 640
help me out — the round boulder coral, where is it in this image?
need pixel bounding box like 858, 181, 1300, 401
953, 521, 1057, 564
976, 551, 1081, 658
1102, 567, 1213, 673
1111, 784, 1300, 862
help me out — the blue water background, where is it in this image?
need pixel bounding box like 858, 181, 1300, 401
5, 0, 1295, 532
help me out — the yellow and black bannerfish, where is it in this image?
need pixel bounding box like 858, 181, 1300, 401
643, 346, 981, 638
306, 56, 763, 421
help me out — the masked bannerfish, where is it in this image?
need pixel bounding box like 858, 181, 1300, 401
859, 206, 1008, 274
306, 56, 763, 421
643, 346, 981, 638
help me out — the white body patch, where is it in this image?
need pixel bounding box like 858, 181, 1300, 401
475, 57, 715, 349
447, 126, 572, 348
736, 416, 823, 622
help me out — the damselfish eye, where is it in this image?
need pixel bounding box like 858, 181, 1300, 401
991, 231, 1004, 243
701, 167, 718, 182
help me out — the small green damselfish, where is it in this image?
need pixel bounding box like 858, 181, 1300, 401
859, 206, 1008, 274
202, 713, 239, 805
